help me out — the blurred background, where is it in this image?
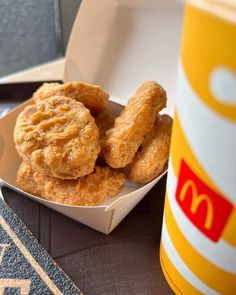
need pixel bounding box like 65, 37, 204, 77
0, 0, 81, 77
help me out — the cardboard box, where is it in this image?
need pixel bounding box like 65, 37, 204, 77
0, 0, 182, 234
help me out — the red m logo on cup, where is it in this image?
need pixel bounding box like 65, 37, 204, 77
176, 160, 233, 242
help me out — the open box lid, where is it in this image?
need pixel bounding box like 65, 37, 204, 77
64, 0, 183, 113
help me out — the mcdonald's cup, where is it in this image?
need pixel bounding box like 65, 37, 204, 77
160, 1, 236, 294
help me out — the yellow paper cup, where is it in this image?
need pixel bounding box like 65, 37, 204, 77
160, 1, 236, 294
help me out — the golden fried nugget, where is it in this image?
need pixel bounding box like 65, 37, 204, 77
16, 163, 126, 206
103, 81, 167, 168
32, 82, 109, 114
14, 96, 100, 179
125, 114, 172, 183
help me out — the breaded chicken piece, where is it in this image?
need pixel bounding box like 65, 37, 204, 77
14, 96, 100, 179
33, 82, 109, 114
103, 81, 167, 168
16, 163, 126, 206
125, 114, 172, 183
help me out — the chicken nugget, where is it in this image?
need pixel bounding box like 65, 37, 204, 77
103, 81, 167, 168
125, 114, 172, 183
14, 96, 100, 179
33, 82, 109, 114
16, 163, 125, 206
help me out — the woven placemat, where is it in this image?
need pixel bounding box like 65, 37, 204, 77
0, 189, 82, 295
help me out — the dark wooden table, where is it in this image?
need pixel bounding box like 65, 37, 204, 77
0, 82, 173, 295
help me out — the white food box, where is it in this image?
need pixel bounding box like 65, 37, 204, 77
0, 0, 183, 234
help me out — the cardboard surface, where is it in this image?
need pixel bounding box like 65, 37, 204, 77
64, 0, 183, 113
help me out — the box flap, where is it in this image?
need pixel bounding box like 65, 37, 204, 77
64, 0, 183, 113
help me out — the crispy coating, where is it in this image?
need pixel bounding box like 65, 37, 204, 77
33, 82, 109, 114
103, 81, 167, 168
14, 96, 100, 179
125, 114, 172, 183
16, 163, 126, 206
